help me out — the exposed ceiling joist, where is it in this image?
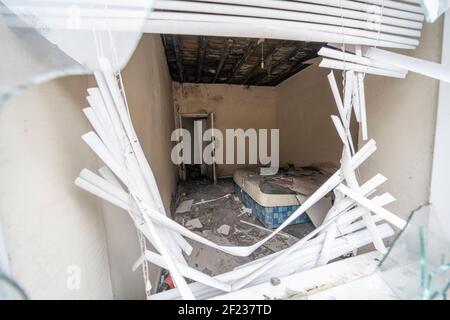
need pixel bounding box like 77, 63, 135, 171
161, 35, 323, 86
242, 40, 286, 86
255, 45, 301, 86
213, 39, 234, 83
196, 36, 207, 83
228, 39, 257, 84
269, 60, 311, 86
172, 35, 184, 83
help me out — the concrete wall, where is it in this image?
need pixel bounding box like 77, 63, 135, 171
173, 83, 277, 176
359, 20, 443, 220
275, 63, 356, 167
100, 34, 178, 299
0, 76, 113, 299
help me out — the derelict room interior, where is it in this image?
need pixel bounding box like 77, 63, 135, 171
1, 0, 449, 301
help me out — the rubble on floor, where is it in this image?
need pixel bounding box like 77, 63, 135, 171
217, 224, 231, 236
171, 178, 315, 278
176, 199, 194, 213
185, 218, 203, 230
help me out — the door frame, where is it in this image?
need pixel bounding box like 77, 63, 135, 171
177, 112, 217, 183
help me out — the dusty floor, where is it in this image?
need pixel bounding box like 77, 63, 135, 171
172, 178, 315, 277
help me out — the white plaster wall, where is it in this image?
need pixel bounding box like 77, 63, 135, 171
275, 63, 357, 167
360, 19, 443, 220
99, 34, 178, 299
0, 76, 113, 299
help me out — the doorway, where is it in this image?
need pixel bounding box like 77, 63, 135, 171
178, 112, 217, 183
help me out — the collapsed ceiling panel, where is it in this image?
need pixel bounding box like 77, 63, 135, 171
161, 35, 323, 86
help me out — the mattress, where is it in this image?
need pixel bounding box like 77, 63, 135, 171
234, 167, 334, 228
234, 183, 307, 228
233, 169, 300, 207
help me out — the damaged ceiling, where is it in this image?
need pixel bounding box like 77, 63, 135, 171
161, 35, 324, 86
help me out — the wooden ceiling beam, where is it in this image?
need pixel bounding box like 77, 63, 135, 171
196, 36, 207, 83
227, 39, 257, 84
268, 60, 312, 86
213, 39, 234, 83
255, 43, 305, 86
242, 44, 279, 86
161, 35, 322, 86
172, 35, 184, 82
